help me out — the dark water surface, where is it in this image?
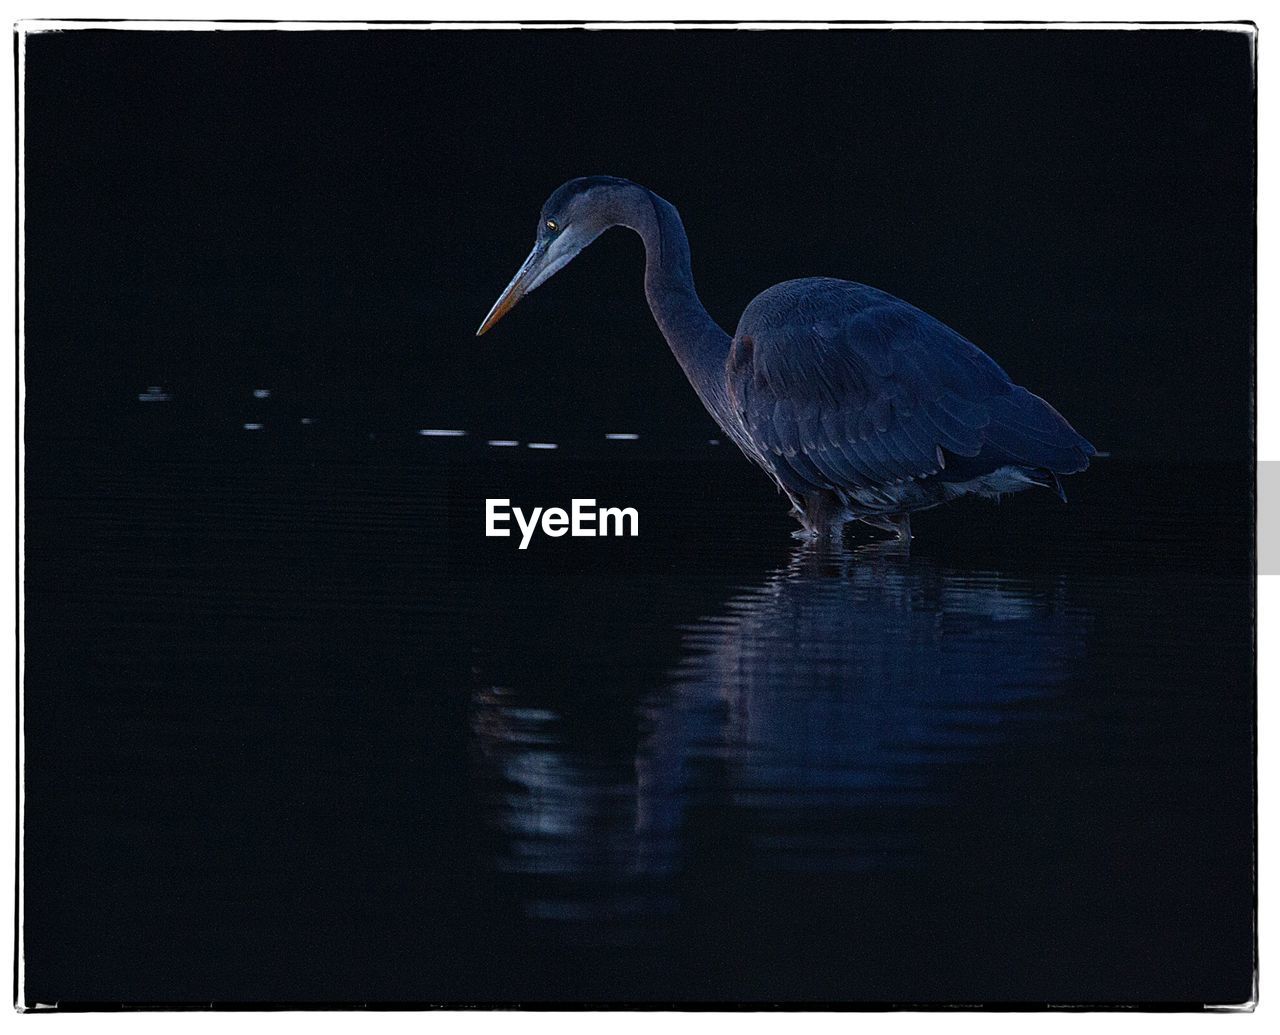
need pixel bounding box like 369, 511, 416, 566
23, 429, 1254, 1005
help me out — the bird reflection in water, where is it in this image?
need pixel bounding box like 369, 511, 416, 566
470, 540, 1088, 939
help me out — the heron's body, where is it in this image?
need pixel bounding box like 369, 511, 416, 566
479, 177, 1095, 539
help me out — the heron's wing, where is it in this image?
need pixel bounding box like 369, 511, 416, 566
726, 282, 1095, 497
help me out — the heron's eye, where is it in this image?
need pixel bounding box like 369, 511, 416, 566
545, 219, 559, 233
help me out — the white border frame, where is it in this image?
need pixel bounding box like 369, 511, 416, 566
1, 5, 1265, 1026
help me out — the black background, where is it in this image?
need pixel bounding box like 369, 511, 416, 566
21, 27, 1256, 1008
24, 27, 1254, 458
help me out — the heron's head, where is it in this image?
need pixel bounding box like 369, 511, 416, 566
476, 176, 639, 336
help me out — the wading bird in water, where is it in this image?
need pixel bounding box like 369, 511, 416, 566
478, 177, 1095, 540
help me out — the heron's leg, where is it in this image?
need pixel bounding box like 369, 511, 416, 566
860, 513, 912, 541
797, 491, 850, 539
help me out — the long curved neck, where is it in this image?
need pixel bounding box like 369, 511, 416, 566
618, 190, 733, 418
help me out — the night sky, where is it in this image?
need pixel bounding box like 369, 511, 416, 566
24, 28, 1254, 457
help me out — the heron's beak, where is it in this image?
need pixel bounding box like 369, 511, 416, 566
476, 241, 548, 336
